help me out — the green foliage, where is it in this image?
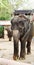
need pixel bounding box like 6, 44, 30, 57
0, 0, 12, 20
0, 17, 5, 20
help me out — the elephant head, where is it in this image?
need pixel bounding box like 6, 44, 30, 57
11, 16, 26, 37
11, 15, 30, 39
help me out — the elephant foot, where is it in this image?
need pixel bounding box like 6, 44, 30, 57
20, 53, 25, 60
13, 55, 19, 60
19, 57, 25, 60
27, 52, 31, 55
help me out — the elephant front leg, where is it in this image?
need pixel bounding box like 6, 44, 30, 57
13, 30, 20, 60
20, 39, 26, 59
13, 40, 19, 60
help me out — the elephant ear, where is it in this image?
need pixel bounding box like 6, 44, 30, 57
11, 16, 19, 30
11, 16, 18, 24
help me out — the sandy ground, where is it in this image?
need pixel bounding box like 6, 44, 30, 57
0, 31, 34, 64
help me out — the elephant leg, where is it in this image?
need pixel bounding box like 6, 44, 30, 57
13, 39, 19, 60
13, 30, 20, 60
20, 38, 26, 59
9, 37, 11, 41
27, 40, 31, 54
27, 32, 32, 55
27, 22, 33, 54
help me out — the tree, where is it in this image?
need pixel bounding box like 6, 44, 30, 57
0, 0, 12, 20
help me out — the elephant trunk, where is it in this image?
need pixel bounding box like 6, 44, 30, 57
13, 30, 20, 41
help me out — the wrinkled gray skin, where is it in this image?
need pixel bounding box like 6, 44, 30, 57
11, 15, 33, 60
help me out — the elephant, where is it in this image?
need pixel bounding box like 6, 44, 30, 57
11, 14, 33, 60
6, 26, 13, 41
